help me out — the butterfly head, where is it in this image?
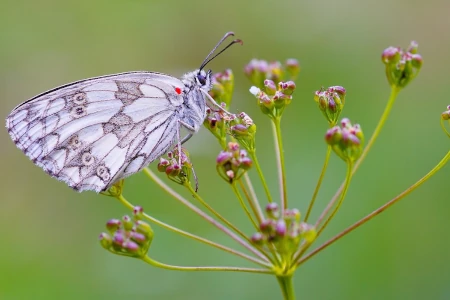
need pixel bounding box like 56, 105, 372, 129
182, 69, 212, 92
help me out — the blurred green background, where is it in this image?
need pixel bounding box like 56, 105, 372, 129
1, 0, 449, 299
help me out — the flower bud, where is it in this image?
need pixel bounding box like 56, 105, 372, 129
113, 231, 125, 246
251, 232, 265, 245
122, 240, 140, 253
106, 219, 122, 233
260, 219, 275, 234
99, 232, 113, 249
130, 231, 147, 244
325, 118, 364, 162
228, 113, 256, 152
285, 58, 300, 80
442, 105, 450, 121
135, 220, 153, 238
275, 219, 287, 237
265, 202, 279, 219
382, 41, 423, 88
264, 79, 277, 95
157, 158, 170, 172
314, 86, 346, 125
133, 206, 144, 220
122, 215, 134, 231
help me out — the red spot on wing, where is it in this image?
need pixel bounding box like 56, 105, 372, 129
175, 87, 182, 95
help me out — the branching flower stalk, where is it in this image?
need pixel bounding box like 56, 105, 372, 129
98, 42, 448, 300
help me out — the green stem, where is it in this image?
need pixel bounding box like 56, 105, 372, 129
142, 167, 270, 262
276, 275, 296, 300
115, 194, 271, 268
239, 177, 264, 223
142, 255, 273, 274
316, 85, 401, 227
440, 118, 450, 138
304, 146, 332, 222
292, 160, 353, 265
272, 117, 288, 209
185, 183, 250, 241
248, 149, 274, 203
317, 161, 353, 237
232, 182, 259, 230
299, 150, 450, 266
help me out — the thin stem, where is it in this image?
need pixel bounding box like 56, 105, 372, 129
142, 167, 270, 262
316, 85, 401, 227
292, 160, 353, 265
184, 183, 249, 241
243, 173, 265, 222
317, 161, 353, 237
231, 182, 259, 230
142, 255, 273, 274
276, 275, 296, 300
115, 194, 271, 268
304, 146, 332, 222
440, 119, 450, 138
299, 151, 450, 266
248, 149, 274, 203
272, 118, 288, 210
239, 178, 264, 223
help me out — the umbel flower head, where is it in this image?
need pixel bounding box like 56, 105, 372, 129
325, 118, 364, 163
99, 206, 153, 258
381, 41, 423, 88
157, 147, 194, 187
314, 86, 346, 125
216, 142, 252, 183
251, 203, 316, 256
244, 58, 300, 89
208, 69, 234, 109
228, 112, 257, 151
249, 80, 296, 119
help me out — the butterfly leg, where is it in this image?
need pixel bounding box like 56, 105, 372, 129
181, 133, 193, 145
177, 121, 199, 191
200, 89, 233, 115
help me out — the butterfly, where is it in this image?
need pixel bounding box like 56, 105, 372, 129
6, 32, 242, 192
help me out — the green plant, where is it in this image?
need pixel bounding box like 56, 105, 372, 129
98, 42, 449, 300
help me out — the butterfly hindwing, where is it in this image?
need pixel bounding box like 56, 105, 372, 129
6, 72, 186, 192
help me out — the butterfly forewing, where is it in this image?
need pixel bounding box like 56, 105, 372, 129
6, 72, 187, 192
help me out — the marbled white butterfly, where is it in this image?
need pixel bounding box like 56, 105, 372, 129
6, 32, 242, 192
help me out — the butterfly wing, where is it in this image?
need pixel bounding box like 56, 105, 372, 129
6, 71, 186, 192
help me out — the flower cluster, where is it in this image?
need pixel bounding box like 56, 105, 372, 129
209, 69, 234, 109
157, 147, 194, 187
216, 142, 252, 183
99, 206, 153, 258
325, 118, 364, 163
245, 59, 300, 88
314, 86, 346, 125
249, 80, 296, 119
251, 203, 316, 256
381, 41, 423, 88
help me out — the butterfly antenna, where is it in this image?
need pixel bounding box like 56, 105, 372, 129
199, 32, 243, 70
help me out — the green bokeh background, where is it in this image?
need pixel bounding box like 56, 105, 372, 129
1, 0, 449, 299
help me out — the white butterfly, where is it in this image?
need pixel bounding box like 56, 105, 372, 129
6, 32, 241, 192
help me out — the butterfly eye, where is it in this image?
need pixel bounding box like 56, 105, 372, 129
197, 73, 207, 85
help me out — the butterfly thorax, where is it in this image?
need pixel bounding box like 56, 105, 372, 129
179, 69, 212, 132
